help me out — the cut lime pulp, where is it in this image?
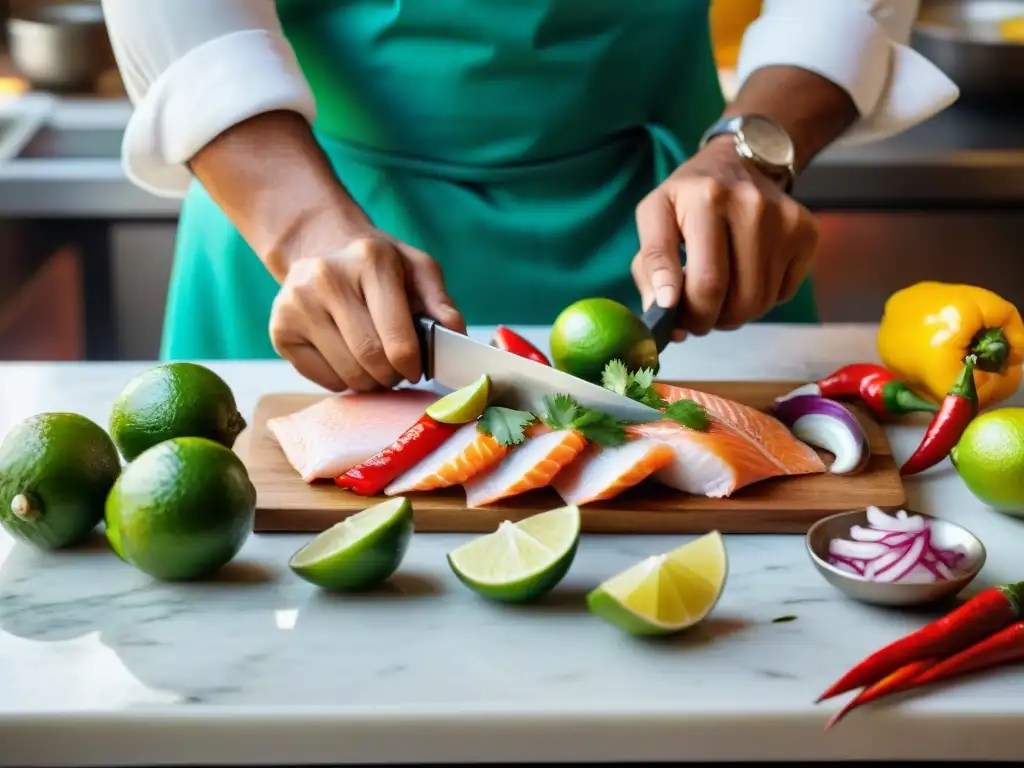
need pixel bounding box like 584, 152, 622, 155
289, 497, 414, 591
587, 531, 727, 636
425, 375, 491, 424
447, 505, 581, 602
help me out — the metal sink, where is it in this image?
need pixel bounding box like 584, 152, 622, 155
14, 126, 123, 159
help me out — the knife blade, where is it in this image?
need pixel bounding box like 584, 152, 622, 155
413, 315, 662, 423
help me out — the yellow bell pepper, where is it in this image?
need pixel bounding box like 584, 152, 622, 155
878, 281, 1024, 409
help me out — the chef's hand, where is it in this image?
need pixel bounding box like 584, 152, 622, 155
631, 136, 819, 340
269, 232, 465, 392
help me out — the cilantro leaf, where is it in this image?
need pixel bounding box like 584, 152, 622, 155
477, 406, 535, 446
573, 410, 628, 447
541, 394, 579, 430
539, 393, 629, 447
630, 367, 656, 391
601, 359, 631, 395
664, 399, 710, 431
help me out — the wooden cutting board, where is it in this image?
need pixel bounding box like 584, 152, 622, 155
245, 381, 906, 535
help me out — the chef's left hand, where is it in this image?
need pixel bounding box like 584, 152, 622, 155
631, 136, 819, 340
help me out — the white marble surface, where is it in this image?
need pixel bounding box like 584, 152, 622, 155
2, 324, 1024, 765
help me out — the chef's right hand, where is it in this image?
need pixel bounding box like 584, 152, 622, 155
269, 233, 466, 392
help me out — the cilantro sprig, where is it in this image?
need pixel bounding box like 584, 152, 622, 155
601, 359, 710, 431
538, 394, 628, 447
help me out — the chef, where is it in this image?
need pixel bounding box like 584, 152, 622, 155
101, 0, 957, 391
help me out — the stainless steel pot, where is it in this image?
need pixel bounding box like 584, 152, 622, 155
912, 0, 1024, 104
7, 2, 113, 92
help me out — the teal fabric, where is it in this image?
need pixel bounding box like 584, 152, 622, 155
161, 0, 818, 360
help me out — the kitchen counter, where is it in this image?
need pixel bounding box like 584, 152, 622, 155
0, 96, 1022, 217
2, 324, 1024, 765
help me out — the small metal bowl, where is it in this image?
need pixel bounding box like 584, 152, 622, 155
806, 508, 986, 607
7, 3, 114, 92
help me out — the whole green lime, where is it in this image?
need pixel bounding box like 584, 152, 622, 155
951, 407, 1024, 515
549, 298, 659, 383
110, 362, 246, 461
0, 412, 121, 549
105, 437, 256, 581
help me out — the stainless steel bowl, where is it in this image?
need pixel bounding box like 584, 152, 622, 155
912, 0, 1024, 103
806, 508, 986, 607
7, 2, 113, 92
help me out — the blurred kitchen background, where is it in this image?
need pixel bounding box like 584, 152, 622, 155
0, 0, 1022, 362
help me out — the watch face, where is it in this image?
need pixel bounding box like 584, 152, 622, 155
740, 115, 794, 168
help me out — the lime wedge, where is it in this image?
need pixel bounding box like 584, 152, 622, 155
425, 375, 491, 424
587, 531, 727, 636
289, 497, 414, 591
447, 505, 581, 602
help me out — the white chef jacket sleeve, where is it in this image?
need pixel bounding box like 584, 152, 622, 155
101, 0, 316, 197
737, 0, 960, 147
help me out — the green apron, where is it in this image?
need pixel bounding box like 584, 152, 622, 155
161, 0, 817, 360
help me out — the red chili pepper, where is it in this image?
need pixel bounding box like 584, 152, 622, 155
909, 620, 1024, 687
492, 325, 551, 366
829, 620, 1024, 728
900, 355, 978, 476
817, 580, 1024, 702
335, 414, 458, 496
811, 363, 938, 420
824, 658, 938, 730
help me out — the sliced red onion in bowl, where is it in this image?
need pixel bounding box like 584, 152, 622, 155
769, 395, 870, 475
825, 507, 970, 584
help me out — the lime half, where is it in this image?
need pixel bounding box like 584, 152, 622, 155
289, 497, 414, 591
447, 505, 581, 602
587, 531, 727, 636
426, 375, 491, 424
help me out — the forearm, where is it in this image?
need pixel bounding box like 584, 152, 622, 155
189, 111, 371, 280
102, 0, 319, 198
722, 66, 857, 173
733, 0, 959, 156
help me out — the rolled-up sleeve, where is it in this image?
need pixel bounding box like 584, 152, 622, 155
102, 0, 316, 197
737, 0, 959, 146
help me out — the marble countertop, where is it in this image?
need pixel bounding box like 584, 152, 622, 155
3, 324, 1024, 766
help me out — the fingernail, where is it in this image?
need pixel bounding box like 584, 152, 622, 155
655, 286, 675, 308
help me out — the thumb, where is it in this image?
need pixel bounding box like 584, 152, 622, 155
405, 250, 467, 334
632, 193, 683, 310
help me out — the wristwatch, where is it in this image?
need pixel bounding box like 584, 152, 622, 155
698, 114, 796, 193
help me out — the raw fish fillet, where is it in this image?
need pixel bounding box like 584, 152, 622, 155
267, 390, 438, 483
384, 422, 508, 495
629, 417, 787, 497
552, 439, 675, 506
464, 426, 587, 507
654, 383, 825, 475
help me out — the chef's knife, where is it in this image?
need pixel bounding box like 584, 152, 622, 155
413, 315, 661, 423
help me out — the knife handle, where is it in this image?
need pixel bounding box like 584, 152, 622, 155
640, 244, 685, 352
642, 304, 676, 353
412, 313, 438, 381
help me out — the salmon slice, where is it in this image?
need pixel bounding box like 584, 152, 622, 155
267, 389, 438, 483
654, 383, 825, 475
629, 417, 787, 498
464, 426, 587, 507
552, 439, 675, 506
384, 422, 508, 495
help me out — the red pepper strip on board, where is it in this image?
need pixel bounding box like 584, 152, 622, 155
794, 363, 938, 420
817, 580, 1024, 702
492, 325, 551, 366
824, 658, 938, 730
900, 355, 979, 477
335, 414, 459, 496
